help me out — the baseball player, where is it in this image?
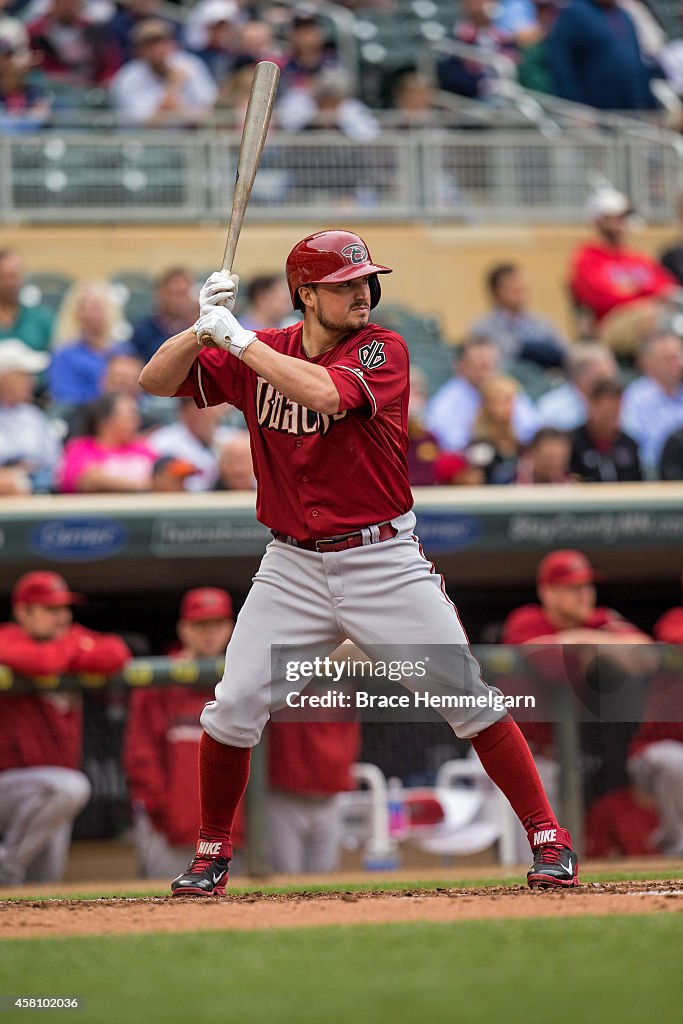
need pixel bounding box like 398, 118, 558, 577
139, 229, 579, 894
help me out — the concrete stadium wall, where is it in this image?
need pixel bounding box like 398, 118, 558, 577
3, 222, 676, 343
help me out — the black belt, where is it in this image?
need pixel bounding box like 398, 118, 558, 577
272, 522, 397, 553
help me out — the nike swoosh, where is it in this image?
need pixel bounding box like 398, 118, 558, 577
213, 871, 225, 885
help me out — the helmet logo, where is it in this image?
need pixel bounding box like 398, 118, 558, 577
341, 242, 368, 265
358, 339, 386, 370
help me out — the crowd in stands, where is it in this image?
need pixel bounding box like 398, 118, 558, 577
3, 0, 683, 132
3, 183, 683, 493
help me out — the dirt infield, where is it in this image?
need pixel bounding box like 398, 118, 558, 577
2, 881, 682, 939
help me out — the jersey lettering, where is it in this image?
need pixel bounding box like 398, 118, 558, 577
255, 378, 347, 437
358, 339, 386, 370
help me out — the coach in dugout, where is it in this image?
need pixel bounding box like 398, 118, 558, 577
123, 588, 241, 879
0, 572, 131, 887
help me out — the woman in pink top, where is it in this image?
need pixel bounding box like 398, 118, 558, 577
57, 393, 156, 493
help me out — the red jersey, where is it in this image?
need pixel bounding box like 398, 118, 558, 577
176, 322, 412, 540
123, 686, 244, 848
585, 787, 659, 858
654, 606, 683, 645
570, 242, 676, 322
501, 604, 641, 754
268, 720, 361, 795
501, 604, 637, 645
628, 606, 683, 756
0, 623, 130, 772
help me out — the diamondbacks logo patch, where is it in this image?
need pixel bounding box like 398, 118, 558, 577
341, 242, 368, 265
358, 339, 386, 370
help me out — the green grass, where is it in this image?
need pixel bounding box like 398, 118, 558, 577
2, 868, 682, 902
1, 916, 682, 1024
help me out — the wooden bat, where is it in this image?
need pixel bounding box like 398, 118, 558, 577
222, 60, 280, 272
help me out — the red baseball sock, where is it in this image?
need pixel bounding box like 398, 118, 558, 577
470, 714, 560, 837
198, 731, 251, 857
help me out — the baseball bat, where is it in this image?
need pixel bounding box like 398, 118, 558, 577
222, 60, 280, 272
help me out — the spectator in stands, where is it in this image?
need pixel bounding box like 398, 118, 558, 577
48, 281, 126, 406
0, 18, 52, 132
406, 366, 445, 487
518, 0, 560, 94
0, 249, 54, 352
537, 342, 619, 431
129, 267, 197, 364
620, 330, 683, 473
391, 71, 441, 128
620, 0, 666, 67
0, 340, 59, 494
467, 375, 522, 484
149, 397, 225, 491
214, 431, 255, 491
548, 0, 654, 110
123, 587, 237, 878
240, 273, 292, 332
438, 0, 518, 100
110, 18, 217, 127
278, 66, 380, 140
494, 0, 541, 44
659, 9, 683, 98
108, 0, 179, 62
659, 191, 683, 286
102, 349, 144, 399
0, 571, 131, 886
190, 0, 239, 83
659, 424, 683, 479
425, 336, 539, 452
279, 6, 339, 95
515, 426, 573, 483
470, 262, 567, 369
569, 379, 642, 482
569, 188, 678, 356
150, 454, 197, 492
585, 783, 659, 857
627, 576, 683, 856
56, 392, 156, 493
28, 0, 122, 87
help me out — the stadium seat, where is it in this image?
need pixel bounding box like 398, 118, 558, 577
376, 302, 454, 394
21, 273, 73, 315
110, 271, 155, 324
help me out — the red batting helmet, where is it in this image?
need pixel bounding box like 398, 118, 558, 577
285, 229, 392, 311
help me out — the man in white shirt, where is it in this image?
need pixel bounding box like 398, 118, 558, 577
621, 330, 683, 473
537, 343, 619, 432
111, 18, 217, 127
148, 397, 226, 490
425, 336, 539, 452
0, 340, 60, 494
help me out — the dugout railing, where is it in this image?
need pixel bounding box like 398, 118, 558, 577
2, 644, 680, 870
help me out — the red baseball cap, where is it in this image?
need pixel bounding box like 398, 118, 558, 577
179, 588, 233, 622
537, 550, 604, 587
12, 571, 85, 607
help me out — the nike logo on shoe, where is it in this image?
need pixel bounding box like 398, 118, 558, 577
532, 828, 557, 846
198, 841, 223, 856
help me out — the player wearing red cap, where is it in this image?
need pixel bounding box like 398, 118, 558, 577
123, 589, 238, 879
0, 572, 131, 887
140, 229, 580, 894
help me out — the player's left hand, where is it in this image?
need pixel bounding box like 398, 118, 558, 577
199, 271, 239, 314
193, 306, 257, 360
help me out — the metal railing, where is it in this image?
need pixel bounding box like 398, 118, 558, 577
1, 122, 681, 224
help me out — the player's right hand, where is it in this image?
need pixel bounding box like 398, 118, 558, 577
199, 271, 239, 314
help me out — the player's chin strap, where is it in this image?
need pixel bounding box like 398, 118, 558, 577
193, 307, 258, 360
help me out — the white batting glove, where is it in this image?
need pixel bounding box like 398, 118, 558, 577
199, 271, 239, 314
193, 306, 257, 359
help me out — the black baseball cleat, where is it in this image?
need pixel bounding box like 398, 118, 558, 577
526, 825, 579, 889
171, 839, 231, 897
